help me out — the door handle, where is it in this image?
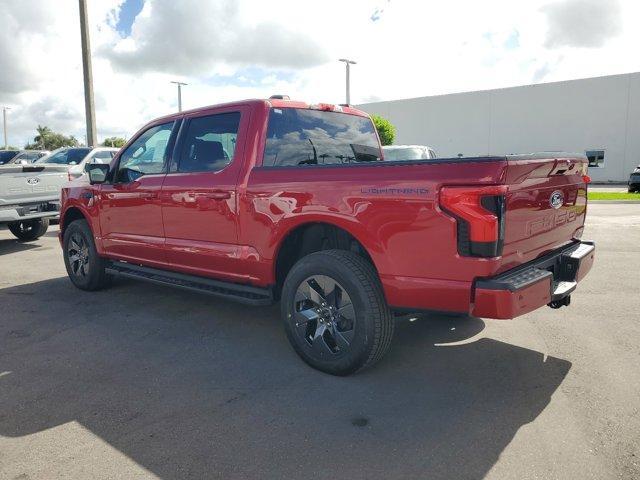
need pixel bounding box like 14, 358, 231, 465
204, 191, 231, 200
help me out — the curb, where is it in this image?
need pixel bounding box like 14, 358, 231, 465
589, 200, 640, 204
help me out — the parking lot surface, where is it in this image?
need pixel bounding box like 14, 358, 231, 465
1, 203, 639, 480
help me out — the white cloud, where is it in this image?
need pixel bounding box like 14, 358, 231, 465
542, 0, 622, 48
0, 0, 639, 149
103, 0, 329, 74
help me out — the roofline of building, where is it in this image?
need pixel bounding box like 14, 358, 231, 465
358, 71, 640, 107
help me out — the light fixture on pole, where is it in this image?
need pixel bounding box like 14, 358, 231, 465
170, 81, 188, 112
338, 58, 357, 105
2, 106, 10, 149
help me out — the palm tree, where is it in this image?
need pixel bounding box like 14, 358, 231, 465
34, 125, 53, 150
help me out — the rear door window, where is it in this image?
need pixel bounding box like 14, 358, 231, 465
177, 112, 241, 173
262, 108, 382, 167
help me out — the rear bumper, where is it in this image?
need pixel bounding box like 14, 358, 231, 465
472, 240, 595, 319
0, 200, 60, 223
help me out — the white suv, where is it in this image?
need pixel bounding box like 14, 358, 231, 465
36, 147, 119, 179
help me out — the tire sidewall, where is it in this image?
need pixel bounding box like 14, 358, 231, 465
63, 220, 102, 290
9, 217, 49, 241
281, 253, 380, 375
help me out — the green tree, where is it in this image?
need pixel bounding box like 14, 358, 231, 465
371, 114, 396, 146
24, 125, 80, 150
101, 137, 126, 148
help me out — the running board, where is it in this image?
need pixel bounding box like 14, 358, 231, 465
105, 261, 274, 306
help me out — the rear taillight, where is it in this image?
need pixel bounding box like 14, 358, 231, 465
439, 185, 507, 258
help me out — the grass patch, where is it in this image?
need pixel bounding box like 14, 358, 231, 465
588, 191, 640, 201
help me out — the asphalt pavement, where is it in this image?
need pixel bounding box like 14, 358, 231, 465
0, 203, 638, 480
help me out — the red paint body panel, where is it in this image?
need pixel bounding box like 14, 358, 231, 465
59, 98, 594, 319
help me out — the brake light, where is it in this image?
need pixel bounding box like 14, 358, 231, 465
439, 185, 507, 257
311, 103, 334, 111
583, 175, 591, 184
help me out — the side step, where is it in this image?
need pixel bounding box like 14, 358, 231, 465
105, 261, 274, 306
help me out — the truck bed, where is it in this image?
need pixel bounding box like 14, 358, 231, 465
246, 152, 589, 312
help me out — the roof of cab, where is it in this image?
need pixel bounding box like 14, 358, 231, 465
149, 98, 370, 126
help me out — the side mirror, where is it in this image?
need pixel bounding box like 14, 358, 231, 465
87, 164, 110, 184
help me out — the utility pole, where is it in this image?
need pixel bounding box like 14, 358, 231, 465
170, 81, 188, 112
2, 107, 9, 149
79, 0, 97, 147
338, 59, 357, 104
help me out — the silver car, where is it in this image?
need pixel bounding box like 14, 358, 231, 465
383, 145, 437, 161
6, 150, 50, 164
36, 146, 119, 179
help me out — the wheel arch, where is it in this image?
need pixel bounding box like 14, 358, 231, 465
60, 206, 91, 236
272, 218, 382, 295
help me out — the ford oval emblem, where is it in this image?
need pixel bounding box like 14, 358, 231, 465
550, 190, 564, 209
26, 177, 39, 185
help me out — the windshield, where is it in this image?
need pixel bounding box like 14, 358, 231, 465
36, 148, 91, 165
9, 151, 43, 163
0, 151, 20, 164
383, 147, 429, 161
262, 108, 382, 167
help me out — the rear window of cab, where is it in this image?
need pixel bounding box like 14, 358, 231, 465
262, 108, 382, 167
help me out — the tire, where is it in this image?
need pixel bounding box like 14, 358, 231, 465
62, 219, 111, 291
8, 217, 49, 241
281, 250, 394, 376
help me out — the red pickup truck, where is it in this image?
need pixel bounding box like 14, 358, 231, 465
59, 97, 595, 375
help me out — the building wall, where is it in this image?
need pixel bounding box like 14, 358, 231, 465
359, 72, 640, 182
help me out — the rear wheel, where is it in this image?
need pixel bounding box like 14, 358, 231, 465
63, 219, 111, 291
8, 217, 49, 241
281, 250, 394, 376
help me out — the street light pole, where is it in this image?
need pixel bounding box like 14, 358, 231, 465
170, 81, 188, 112
2, 107, 10, 149
338, 59, 357, 104
79, 0, 97, 147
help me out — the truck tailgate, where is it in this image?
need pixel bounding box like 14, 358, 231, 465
0, 164, 69, 206
499, 154, 588, 272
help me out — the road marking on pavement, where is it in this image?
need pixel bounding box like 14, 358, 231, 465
0, 371, 12, 378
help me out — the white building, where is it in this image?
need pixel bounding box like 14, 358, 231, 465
359, 72, 640, 183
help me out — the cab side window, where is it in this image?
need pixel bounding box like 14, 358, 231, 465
178, 112, 240, 173
116, 122, 174, 182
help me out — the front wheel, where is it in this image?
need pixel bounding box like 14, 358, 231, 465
8, 217, 49, 241
63, 219, 111, 291
281, 250, 394, 376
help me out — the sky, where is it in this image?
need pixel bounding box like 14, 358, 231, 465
1, 0, 639, 148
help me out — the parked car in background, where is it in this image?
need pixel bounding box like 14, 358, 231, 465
58, 97, 594, 375
6, 150, 50, 164
36, 147, 119, 179
629, 165, 640, 193
0, 162, 67, 240
383, 144, 437, 161
0, 150, 21, 165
